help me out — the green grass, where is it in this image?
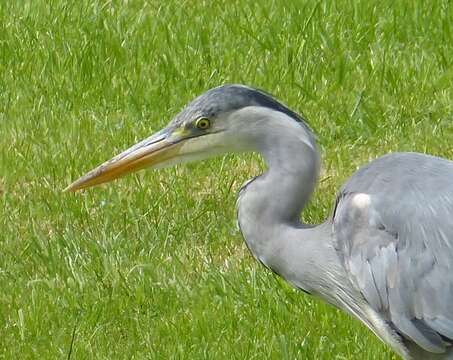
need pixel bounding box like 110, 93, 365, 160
1, 0, 453, 358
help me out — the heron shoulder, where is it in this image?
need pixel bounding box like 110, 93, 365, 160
332, 153, 453, 356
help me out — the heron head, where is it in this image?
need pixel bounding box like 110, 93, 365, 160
65, 84, 310, 192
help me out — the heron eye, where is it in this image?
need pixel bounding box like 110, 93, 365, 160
195, 117, 211, 130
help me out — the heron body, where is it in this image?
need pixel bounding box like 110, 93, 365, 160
67, 85, 453, 359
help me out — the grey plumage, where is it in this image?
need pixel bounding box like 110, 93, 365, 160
334, 153, 453, 357
175, 85, 309, 127
67, 84, 453, 359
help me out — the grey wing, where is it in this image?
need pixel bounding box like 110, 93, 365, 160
333, 153, 453, 354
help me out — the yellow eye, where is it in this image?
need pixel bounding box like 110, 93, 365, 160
195, 117, 211, 130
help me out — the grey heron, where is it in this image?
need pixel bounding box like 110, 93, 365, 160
66, 85, 453, 359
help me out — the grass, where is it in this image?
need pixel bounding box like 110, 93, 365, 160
1, 0, 453, 358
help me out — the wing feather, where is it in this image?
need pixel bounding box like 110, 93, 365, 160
333, 153, 453, 353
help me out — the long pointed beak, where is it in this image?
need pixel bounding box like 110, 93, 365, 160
64, 129, 183, 192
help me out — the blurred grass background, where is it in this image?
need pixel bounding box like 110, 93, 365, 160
1, 0, 452, 358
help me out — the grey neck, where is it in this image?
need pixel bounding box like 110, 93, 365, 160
260, 131, 320, 224
235, 110, 373, 333
237, 116, 320, 228
236, 115, 321, 264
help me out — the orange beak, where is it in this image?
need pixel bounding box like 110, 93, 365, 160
64, 130, 183, 192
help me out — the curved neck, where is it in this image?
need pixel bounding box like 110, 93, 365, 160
260, 133, 320, 224
235, 109, 365, 320
238, 112, 320, 226
236, 111, 321, 266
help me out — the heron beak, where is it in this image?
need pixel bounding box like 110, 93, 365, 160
64, 129, 183, 192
